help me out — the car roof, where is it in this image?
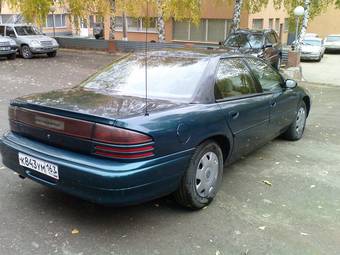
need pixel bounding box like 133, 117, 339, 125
304, 37, 322, 41
231, 28, 275, 35
0, 23, 32, 26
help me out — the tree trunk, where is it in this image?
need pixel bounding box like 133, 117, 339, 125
122, 11, 128, 41
297, 0, 311, 50
156, 0, 165, 42
231, 0, 244, 32
109, 0, 115, 39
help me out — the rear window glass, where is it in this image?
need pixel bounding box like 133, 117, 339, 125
327, 36, 340, 42
82, 52, 210, 101
224, 33, 264, 49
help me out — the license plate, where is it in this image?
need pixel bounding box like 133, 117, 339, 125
18, 153, 59, 180
0, 47, 11, 51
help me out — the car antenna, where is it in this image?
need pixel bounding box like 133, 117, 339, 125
144, 0, 150, 117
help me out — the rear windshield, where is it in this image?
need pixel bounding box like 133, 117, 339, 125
224, 33, 264, 49
15, 26, 41, 36
303, 39, 322, 46
83, 52, 210, 101
327, 36, 340, 42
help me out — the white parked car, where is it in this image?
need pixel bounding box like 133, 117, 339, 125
300, 37, 325, 61
0, 23, 59, 59
324, 35, 340, 52
0, 35, 18, 60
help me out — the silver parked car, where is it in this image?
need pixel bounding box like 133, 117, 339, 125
0, 24, 59, 59
300, 37, 325, 62
324, 34, 340, 52
0, 33, 18, 60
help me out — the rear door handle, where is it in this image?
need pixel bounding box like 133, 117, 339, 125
271, 101, 277, 108
229, 111, 240, 120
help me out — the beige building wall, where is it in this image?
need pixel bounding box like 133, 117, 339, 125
308, 6, 340, 38
248, 0, 289, 43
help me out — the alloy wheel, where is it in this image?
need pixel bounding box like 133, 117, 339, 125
296, 107, 306, 136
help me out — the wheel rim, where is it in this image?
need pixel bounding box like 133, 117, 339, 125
296, 107, 306, 135
22, 47, 30, 58
195, 152, 219, 198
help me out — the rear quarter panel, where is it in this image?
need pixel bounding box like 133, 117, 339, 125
114, 104, 234, 159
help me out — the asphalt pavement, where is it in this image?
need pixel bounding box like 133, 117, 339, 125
0, 50, 340, 255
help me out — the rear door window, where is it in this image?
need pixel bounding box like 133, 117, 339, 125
215, 58, 258, 100
5, 26, 15, 37
245, 58, 283, 92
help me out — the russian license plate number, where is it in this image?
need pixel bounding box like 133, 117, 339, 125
18, 153, 59, 180
0, 47, 11, 51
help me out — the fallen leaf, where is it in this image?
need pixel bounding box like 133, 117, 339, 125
258, 226, 266, 230
262, 180, 272, 186
71, 229, 80, 235
216, 250, 221, 255
300, 232, 309, 236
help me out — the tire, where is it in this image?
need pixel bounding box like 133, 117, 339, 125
47, 51, 57, 58
21, 45, 33, 59
282, 102, 307, 141
7, 53, 16, 60
174, 140, 224, 210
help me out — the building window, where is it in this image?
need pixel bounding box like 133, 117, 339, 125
284, 18, 289, 32
252, 19, 263, 30
173, 19, 232, 42
275, 18, 280, 32
116, 17, 157, 32
268, 18, 273, 29
45, 14, 66, 28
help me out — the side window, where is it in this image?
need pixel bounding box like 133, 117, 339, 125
0, 26, 4, 36
215, 58, 257, 100
246, 58, 283, 92
267, 33, 277, 44
5, 26, 15, 37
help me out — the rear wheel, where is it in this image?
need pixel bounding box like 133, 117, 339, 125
174, 141, 223, 210
282, 102, 307, 141
47, 51, 57, 58
21, 45, 33, 59
7, 53, 16, 60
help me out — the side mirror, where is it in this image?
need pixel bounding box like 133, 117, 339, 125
285, 79, 297, 89
9, 33, 16, 38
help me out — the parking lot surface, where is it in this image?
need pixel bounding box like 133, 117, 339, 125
301, 53, 340, 86
0, 50, 340, 255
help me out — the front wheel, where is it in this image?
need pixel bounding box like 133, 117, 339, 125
174, 141, 224, 210
47, 51, 57, 58
282, 102, 307, 141
21, 45, 33, 59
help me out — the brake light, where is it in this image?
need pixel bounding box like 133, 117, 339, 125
93, 124, 152, 145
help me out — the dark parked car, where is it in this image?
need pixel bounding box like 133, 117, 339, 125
222, 29, 282, 70
0, 50, 311, 209
93, 22, 104, 40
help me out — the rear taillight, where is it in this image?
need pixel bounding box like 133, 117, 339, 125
9, 106, 154, 160
93, 124, 154, 159
93, 124, 152, 145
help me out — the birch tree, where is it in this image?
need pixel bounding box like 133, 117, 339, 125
156, 0, 165, 42
296, 0, 310, 49
231, 0, 243, 32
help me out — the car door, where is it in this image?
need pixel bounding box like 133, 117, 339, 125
245, 57, 300, 137
214, 58, 272, 158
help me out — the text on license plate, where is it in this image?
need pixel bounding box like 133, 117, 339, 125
18, 153, 59, 180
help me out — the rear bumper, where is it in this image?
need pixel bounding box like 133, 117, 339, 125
301, 53, 321, 60
0, 132, 193, 206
